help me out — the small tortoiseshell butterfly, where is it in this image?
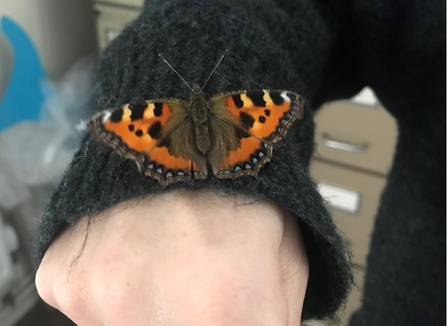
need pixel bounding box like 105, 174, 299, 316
86, 53, 304, 186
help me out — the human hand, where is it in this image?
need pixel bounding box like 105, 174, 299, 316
35, 191, 308, 325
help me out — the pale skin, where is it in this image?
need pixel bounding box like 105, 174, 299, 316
35, 191, 309, 326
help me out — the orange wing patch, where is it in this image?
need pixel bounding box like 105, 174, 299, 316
225, 90, 303, 143
87, 100, 194, 186
102, 102, 171, 152
214, 137, 273, 178
140, 146, 193, 185
147, 146, 191, 170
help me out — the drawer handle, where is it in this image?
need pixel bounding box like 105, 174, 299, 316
322, 133, 369, 153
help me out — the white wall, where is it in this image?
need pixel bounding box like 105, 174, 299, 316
0, 0, 98, 79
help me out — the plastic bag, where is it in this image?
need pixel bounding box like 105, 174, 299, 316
0, 58, 95, 209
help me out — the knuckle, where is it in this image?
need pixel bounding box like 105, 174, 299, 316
52, 276, 89, 319
35, 267, 57, 307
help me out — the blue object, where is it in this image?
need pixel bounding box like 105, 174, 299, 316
0, 16, 49, 132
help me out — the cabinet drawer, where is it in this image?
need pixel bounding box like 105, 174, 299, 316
95, 4, 142, 49
96, 0, 144, 8
310, 160, 387, 267
314, 101, 397, 175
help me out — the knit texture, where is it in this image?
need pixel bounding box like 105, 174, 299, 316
34, 0, 446, 324
34, 0, 353, 321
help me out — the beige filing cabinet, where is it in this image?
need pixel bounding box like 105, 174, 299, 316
94, 0, 144, 49
311, 88, 397, 325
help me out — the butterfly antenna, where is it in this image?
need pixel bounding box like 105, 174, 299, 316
158, 53, 194, 91
201, 49, 229, 91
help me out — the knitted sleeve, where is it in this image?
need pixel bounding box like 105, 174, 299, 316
34, 0, 445, 323
280, 0, 445, 324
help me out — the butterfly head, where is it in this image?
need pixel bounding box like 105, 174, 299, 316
192, 84, 203, 93
191, 84, 204, 97
190, 84, 207, 115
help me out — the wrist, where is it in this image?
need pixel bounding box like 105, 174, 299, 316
37, 191, 308, 325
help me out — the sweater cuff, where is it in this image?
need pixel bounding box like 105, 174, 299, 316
34, 0, 352, 320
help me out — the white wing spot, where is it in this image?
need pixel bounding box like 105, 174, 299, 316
102, 111, 112, 123
281, 92, 291, 102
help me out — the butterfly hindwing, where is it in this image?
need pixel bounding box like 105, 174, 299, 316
212, 135, 273, 178
87, 99, 199, 186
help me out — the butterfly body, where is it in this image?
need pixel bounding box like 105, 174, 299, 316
87, 88, 304, 186
189, 85, 213, 155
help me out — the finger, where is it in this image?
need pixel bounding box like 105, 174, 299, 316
37, 223, 101, 323
35, 247, 61, 309
36, 245, 102, 324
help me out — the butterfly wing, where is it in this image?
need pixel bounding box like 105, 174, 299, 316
208, 90, 304, 178
87, 99, 206, 186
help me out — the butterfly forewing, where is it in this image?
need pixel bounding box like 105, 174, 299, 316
208, 90, 304, 178
215, 90, 304, 142
87, 99, 198, 186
